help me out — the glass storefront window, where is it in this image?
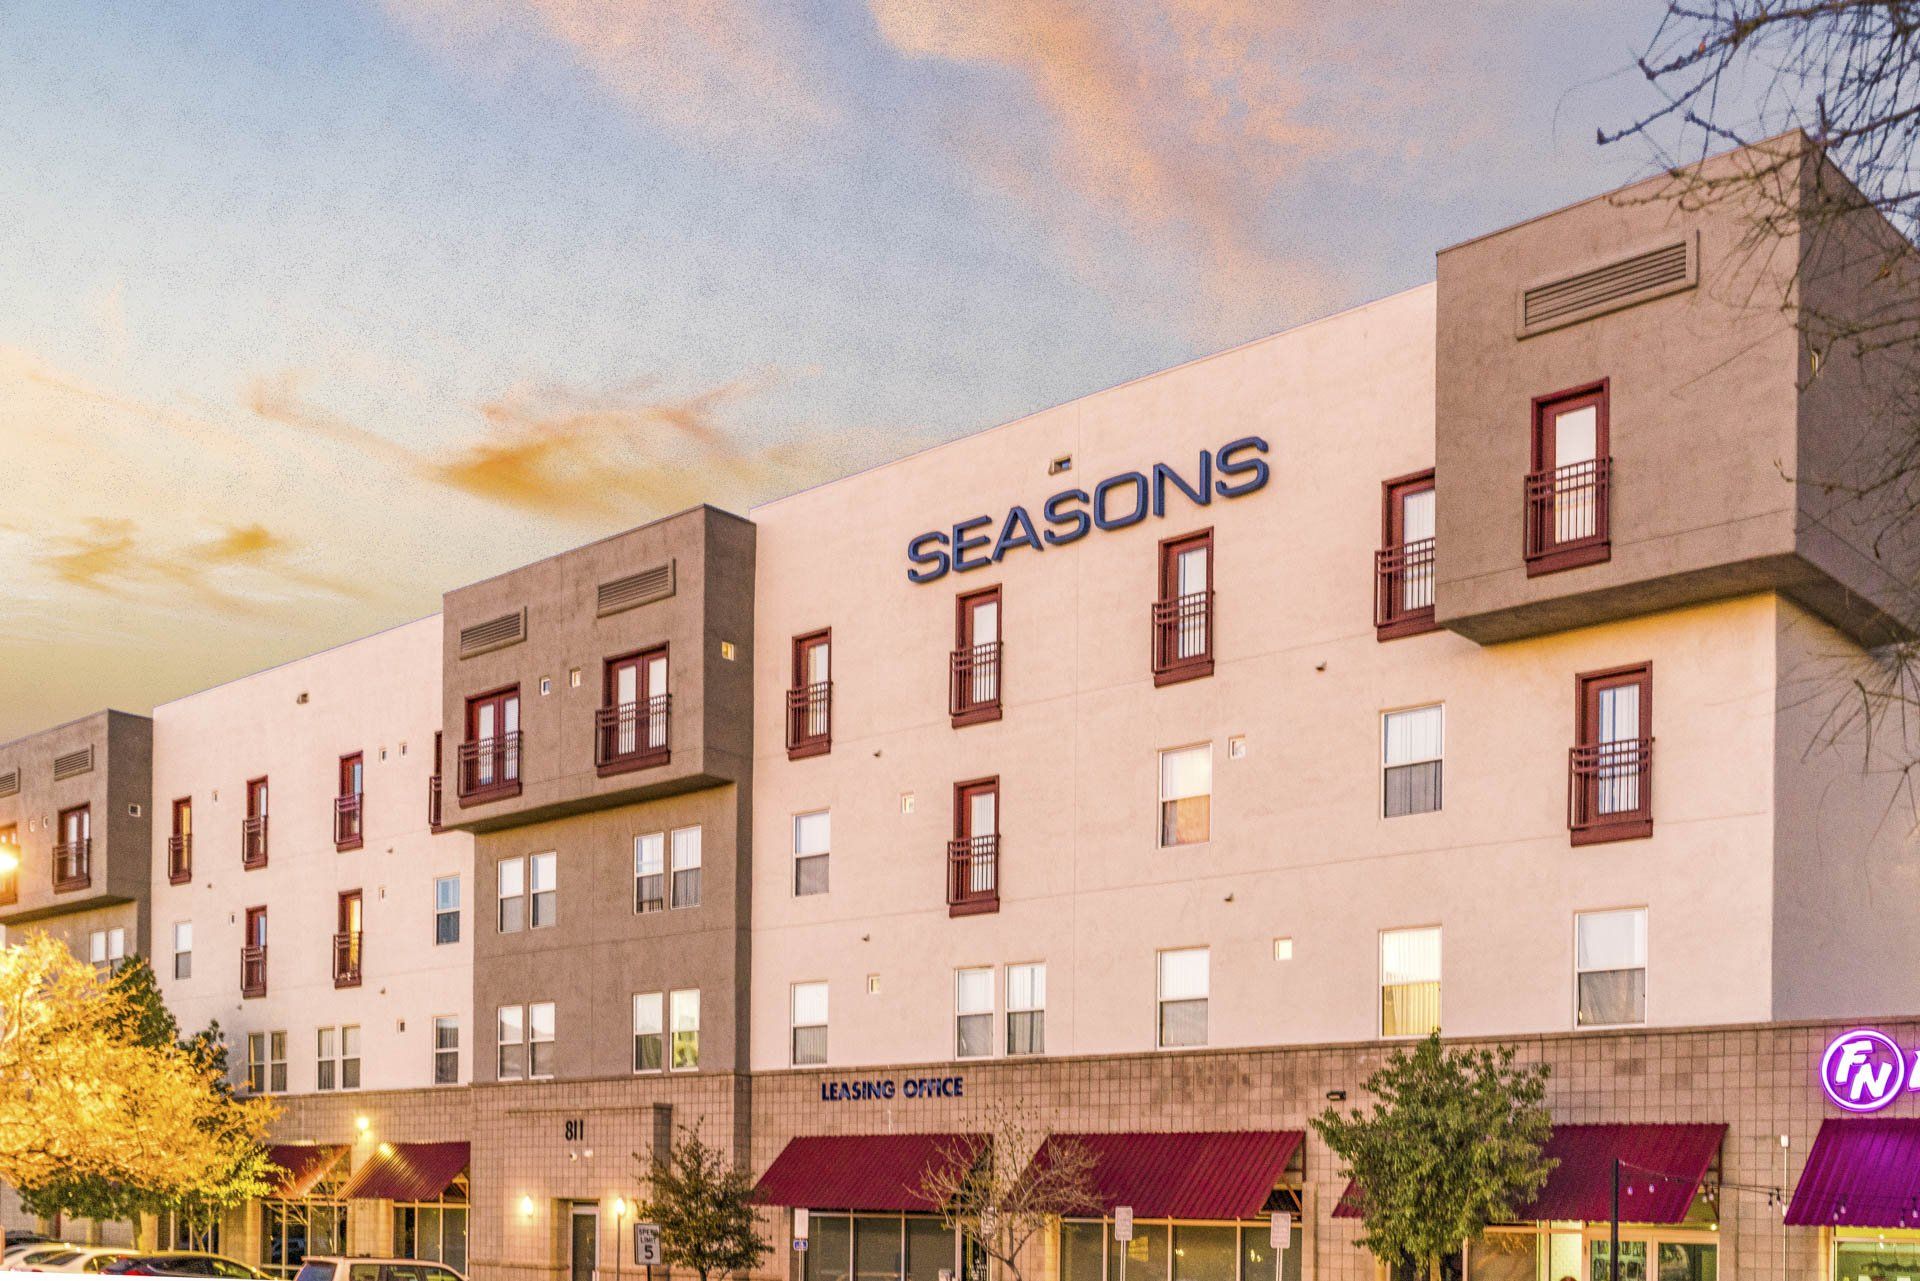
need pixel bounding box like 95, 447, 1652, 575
1590, 1240, 1648, 1281
394, 1204, 469, 1273
800, 1215, 961, 1281
1111, 1224, 1170, 1281
1655, 1245, 1714, 1281
804, 1216, 853, 1281
1063, 1222, 1107, 1281
1240, 1222, 1302, 1281
1172, 1225, 1236, 1281
1836, 1236, 1920, 1281
905, 1217, 954, 1281
857, 1217, 904, 1281
262, 1201, 345, 1278
1470, 1233, 1537, 1281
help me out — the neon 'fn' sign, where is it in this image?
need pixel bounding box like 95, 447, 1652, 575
1821, 1029, 1920, 1112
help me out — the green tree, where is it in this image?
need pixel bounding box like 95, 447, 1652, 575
1312, 1032, 1555, 1281
634, 1129, 769, 1281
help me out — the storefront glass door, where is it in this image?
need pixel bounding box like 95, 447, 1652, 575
570, 1204, 598, 1281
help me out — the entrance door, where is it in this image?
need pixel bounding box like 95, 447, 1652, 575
569, 1204, 598, 1281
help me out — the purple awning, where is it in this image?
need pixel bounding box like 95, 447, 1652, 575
1786, 1118, 1920, 1227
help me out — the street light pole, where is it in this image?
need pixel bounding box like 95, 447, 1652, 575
1609, 1159, 1620, 1281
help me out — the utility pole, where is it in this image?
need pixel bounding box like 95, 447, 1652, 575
1610, 1159, 1621, 1281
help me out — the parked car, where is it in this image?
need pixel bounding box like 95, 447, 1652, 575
30, 1247, 142, 1273
97, 1253, 266, 1279
7, 1246, 86, 1270
6, 1231, 53, 1250
292, 1257, 466, 1281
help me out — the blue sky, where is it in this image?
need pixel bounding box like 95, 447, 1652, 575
0, 0, 1681, 737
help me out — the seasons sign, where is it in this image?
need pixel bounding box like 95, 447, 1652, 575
905, 437, 1271, 584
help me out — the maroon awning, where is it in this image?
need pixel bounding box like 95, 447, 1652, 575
1030, 1131, 1304, 1219
1333, 1123, 1723, 1224
753, 1134, 983, 1212
1786, 1118, 1920, 1227
266, 1144, 348, 1198
339, 1141, 469, 1202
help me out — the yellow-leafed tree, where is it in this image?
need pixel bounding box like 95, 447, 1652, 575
0, 933, 277, 1215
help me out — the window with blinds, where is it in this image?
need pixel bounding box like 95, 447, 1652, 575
1382, 705, 1444, 817
1381, 926, 1441, 1037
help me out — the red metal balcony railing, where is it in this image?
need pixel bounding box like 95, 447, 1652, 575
947, 834, 999, 916
949, 642, 1003, 725
786, 682, 832, 759
427, 772, 443, 830
458, 731, 522, 802
332, 931, 362, 988
596, 695, 671, 773
167, 834, 192, 884
1569, 736, 1654, 842
1375, 537, 1436, 637
240, 944, 267, 998
241, 816, 269, 869
1525, 458, 1612, 570
333, 793, 363, 850
52, 839, 92, 892
1151, 590, 1214, 683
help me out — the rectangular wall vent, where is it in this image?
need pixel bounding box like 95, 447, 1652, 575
1517, 232, 1698, 338
0, 769, 17, 798
52, 746, 94, 781
459, 608, 527, 659
597, 561, 676, 618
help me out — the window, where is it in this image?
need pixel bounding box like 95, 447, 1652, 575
599, 647, 670, 770
670, 989, 699, 1069
1382, 705, 1444, 818
335, 890, 363, 987
393, 1203, 468, 1273
1571, 663, 1653, 843
1007, 963, 1045, 1056
1382, 927, 1441, 1037
528, 1001, 554, 1078
315, 1026, 359, 1090
341, 1025, 361, 1089
1576, 909, 1647, 1026
460, 686, 521, 799
635, 834, 665, 913
1376, 471, 1437, 638
529, 851, 557, 927
1152, 529, 1213, 683
949, 780, 999, 914
1525, 382, 1611, 573
791, 981, 828, 1065
433, 1016, 459, 1085
787, 630, 832, 759
497, 857, 525, 933
246, 1030, 287, 1095
1158, 745, 1211, 846
428, 730, 444, 829
242, 778, 268, 868
633, 993, 664, 1072
951, 587, 1003, 725
317, 1027, 337, 1091
172, 922, 192, 980
496, 1006, 525, 1080
0, 823, 14, 905
168, 798, 192, 883
88, 928, 126, 974
434, 876, 460, 945
955, 968, 993, 1058
54, 804, 91, 889
670, 827, 701, 908
1157, 948, 1209, 1048
242, 905, 268, 997
335, 752, 364, 850
793, 810, 830, 896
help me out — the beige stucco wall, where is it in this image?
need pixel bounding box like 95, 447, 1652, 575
152, 614, 474, 1093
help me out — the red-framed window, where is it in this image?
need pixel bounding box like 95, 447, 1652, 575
54, 804, 92, 892
1375, 470, 1437, 639
598, 645, 671, 773
787, 631, 832, 759
334, 890, 363, 988
1526, 381, 1612, 574
428, 731, 444, 830
335, 752, 364, 851
0, 823, 17, 905
168, 797, 192, 884
951, 586, 1003, 726
460, 686, 522, 803
1152, 529, 1214, 685
241, 905, 268, 998
1570, 662, 1653, 844
242, 777, 269, 868
948, 777, 1000, 916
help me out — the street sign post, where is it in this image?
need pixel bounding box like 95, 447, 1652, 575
1114, 1207, 1133, 1242
633, 1222, 662, 1268
1270, 1212, 1292, 1251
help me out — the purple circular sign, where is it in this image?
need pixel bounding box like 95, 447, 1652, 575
1822, 1030, 1909, 1112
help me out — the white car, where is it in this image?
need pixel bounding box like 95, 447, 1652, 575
292, 1259, 465, 1281
29, 1247, 141, 1274
5, 1246, 87, 1270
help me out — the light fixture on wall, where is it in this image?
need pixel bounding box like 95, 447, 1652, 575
520, 1196, 536, 1218
355, 1116, 371, 1134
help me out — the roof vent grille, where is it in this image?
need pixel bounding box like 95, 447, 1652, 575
53, 746, 94, 781
0, 769, 17, 798
459, 608, 527, 658
598, 562, 676, 617
1518, 233, 1698, 337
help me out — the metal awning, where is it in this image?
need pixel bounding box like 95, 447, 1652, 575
1786, 1118, 1920, 1228
339, 1141, 469, 1202
265, 1144, 349, 1199
1028, 1131, 1305, 1220
753, 1134, 984, 1212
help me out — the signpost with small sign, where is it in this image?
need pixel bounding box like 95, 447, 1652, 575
1114, 1206, 1133, 1281
1269, 1212, 1292, 1251
634, 1222, 662, 1268
794, 1206, 811, 1253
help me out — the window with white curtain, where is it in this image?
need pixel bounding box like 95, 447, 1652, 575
671, 826, 702, 908
1158, 745, 1212, 846
635, 833, 665, 913
793, 811, 830, 897
1007, 963, 1045, 1056
791, 981, 828, 1065
1381, 927, 1441, 1037
1382, 705, 1444, 817
1157, 948, 1209, 1048
528, 852, 557, 928
955, 968, 993, 1058
1576, 909, 1647, 1026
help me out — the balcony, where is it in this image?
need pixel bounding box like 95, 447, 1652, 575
428, 772, 443, 830
1569, 736, 1654, 844
167, 834, 192, 884
333, 793, 363, 851
240, 944, 267, 998
241, 816, 269, 869
1151, 590, 1214, 685
1375, 537, 1437, 639
786, 682, 832, 760
333, 931, 362, 988
1525, 458, 1612, 575
949, 642, 1003, 727
52, 839, 91, 893
596, 695, 672, 775
947, 834, 999, 917
458, 732, 523, 804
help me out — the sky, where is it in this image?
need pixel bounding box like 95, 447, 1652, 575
0, 0, 1684, 741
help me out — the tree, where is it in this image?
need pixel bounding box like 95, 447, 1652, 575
916, 1101, 1101, 1281
634, 1129, 769, 1281
1312, 1032, 1555, 1281
0, 936, 278, 1226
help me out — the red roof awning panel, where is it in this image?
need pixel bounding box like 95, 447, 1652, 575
339, 1141, 469, 1202
1032, 1131, 1304, 1220
266, 1144, 348, 1198
1334, 1124, 1723, 1225
753, 1134, 983, 1212
1786, 1118, 1920, 1228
